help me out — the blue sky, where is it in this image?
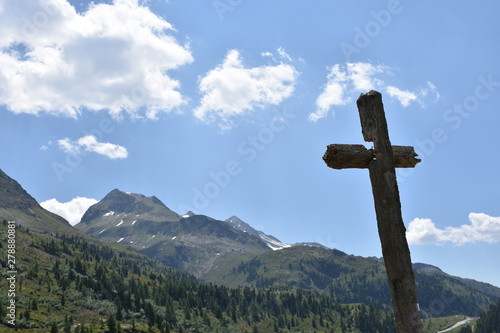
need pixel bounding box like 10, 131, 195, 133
1, 0, 500, 288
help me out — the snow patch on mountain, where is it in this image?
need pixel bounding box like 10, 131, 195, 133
225, 216, 290, 251
260, 233, 291, 251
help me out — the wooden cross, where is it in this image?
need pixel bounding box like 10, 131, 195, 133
323, 90, 424, 333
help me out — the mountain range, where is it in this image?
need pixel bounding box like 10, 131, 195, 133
72, 186, 500, 317
1, 167, 500, 331
0, 168, 399, 332
75, 189, 274, 277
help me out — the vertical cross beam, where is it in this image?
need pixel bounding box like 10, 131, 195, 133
358, 90, 423, 333
323, 90, 424, 333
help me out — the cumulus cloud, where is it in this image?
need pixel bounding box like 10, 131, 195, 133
194, 49, 298, 127
310, 63, 440, 121
0, 0, 193, 119
387, 81, 440, 108
58, 135, 128, 159
41, 196, 98, 225
386, 86, 418, 107
407, 213, 500, 246
310, 62, 387, 121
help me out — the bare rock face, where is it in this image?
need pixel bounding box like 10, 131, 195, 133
0, 168, 39, 211
75, 189, 271, 278
0, 169, 76, 234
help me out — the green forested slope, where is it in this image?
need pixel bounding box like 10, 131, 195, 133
204, 246, 500, 318
0, 220, 397, 332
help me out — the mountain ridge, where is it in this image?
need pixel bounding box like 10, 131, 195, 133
75, 189, 272, 277
0, 168, 79, 235
224, 215, 291, 250
203, 245, 500, 317
79, 188, 180, 226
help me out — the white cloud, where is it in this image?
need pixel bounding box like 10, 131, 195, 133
194, 49, 298, 127
406, 218, 444, 245
39, 140, 53, 152
0, 0, 193, 119
58, 138, 80, 155
58, 135, 128, 159
277, 47, 292, 62
311, 63, 440, 121
420, 81, 441, 103
407, 213, 500, 246
347, 62, 386, 91
387, 81, 440, 108
310, 62, 387, 122
41, 196, 98, 225
311, 80, 347, 122
386, 86, 418, 107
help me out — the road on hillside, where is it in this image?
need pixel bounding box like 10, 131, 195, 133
436, 317, 475, 333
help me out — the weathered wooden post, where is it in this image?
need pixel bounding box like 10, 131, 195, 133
323, 90, 424, 333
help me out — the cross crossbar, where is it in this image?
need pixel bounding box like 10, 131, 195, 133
323, 144, 420, 170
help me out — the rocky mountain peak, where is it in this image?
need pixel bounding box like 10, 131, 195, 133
224, 215, 291, 251
79, 189, 180, 225
0, 168, 39, 211
0, 168, 75, 234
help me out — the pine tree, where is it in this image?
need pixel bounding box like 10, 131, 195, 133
64, 321, 71, 333
31, 299, 38, 310
108, 314, 117, 333
116, 305, 123, 321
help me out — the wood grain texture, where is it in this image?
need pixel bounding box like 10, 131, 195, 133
357, 91, 424, 333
